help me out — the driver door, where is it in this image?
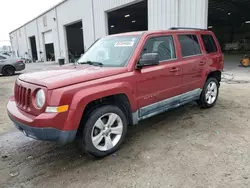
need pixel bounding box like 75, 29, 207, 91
135, 35, 183, 119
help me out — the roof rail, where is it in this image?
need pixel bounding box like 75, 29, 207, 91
169, 27, 207, 30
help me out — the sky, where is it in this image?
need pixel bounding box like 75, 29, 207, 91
0, 0, 62, 46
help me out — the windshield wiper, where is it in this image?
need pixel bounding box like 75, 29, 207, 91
78, 61, 103, 67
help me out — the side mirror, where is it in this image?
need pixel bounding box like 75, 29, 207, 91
137, 53, 159, 69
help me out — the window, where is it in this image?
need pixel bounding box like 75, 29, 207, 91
0, 56, 6, 60
77, 36, 139, 67
43, 16, 47, 27
178, 35, 201, 57
141, 36, 176, 61
201, 35, 218, 53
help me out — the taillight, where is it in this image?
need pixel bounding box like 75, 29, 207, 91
16, 60, 24, 63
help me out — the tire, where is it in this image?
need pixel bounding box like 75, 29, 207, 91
81, 105, 128, 158
2, 66, 15, 76
198, 77, 219, 109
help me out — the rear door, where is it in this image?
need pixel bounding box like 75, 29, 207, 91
177, 34, 206, 101
200, 33, 223, 71
201, 34, 220, 61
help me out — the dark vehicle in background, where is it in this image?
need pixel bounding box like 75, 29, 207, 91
0, 54, 25, 76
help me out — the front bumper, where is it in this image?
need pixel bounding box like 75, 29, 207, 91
7, 100, 76, 144
9, 116, 76, 143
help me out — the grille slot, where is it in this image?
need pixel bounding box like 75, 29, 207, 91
27, 89, 31, 107
15, 83, 31, 109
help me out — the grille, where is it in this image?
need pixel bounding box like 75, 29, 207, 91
15, 83, 31, 109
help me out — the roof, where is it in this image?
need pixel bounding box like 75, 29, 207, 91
106, 31, 146, 37
10, 0, 67, 34
105, 28, 211, 38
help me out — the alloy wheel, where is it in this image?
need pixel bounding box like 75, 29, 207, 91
91, 113, 123, 151
205, 81, 218, 105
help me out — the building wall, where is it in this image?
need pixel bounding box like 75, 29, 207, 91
56, 0, 94, 61
9, 10, 59, 61
148, 0, 208, 30
36, 9, 59, 61
13, 27, 27, 58
9, 32, 19, 57
178, 0, 208, 29
148, 0, 178, 30
25, 20, 40, 60
10, 0, 209, 63
93, 0, 208, 37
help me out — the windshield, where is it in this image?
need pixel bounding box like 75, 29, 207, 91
77, 36, 139, 67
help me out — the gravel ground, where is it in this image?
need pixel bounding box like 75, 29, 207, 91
1, 59, 250, 188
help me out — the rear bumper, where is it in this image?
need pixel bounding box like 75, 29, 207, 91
15, 63, 25, 71
7, 99, 76, 144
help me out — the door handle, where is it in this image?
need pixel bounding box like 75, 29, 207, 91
170, 67, 180, 72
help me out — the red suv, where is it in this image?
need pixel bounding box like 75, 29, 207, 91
7, 28, 224, 157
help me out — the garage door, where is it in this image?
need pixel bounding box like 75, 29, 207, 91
107, 1, 148, 35
44, 31, 53, 44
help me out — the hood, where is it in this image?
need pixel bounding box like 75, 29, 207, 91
18, 65, 128, 89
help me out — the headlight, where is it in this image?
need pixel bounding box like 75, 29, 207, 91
35, 89, 45, 108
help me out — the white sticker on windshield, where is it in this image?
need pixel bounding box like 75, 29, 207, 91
115, 41, 134, 47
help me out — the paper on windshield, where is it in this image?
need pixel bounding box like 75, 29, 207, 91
114, 41, 134, 47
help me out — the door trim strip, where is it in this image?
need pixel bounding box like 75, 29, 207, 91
132, 88, 202, 124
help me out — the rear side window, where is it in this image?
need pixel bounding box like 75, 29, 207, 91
141, 36, 176, 61
201, 35, 218, 53
178, 35, 201, 57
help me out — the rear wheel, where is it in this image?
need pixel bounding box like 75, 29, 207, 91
198, 77, 219, 109
81, 105, 127, 158
2, 66, 15, 76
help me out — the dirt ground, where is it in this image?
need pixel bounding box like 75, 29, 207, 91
1, 59, 250, 188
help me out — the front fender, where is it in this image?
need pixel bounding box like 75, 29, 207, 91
65, 82, 137, 130
71, 82, 137, 110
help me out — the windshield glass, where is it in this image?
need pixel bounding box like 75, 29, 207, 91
77, 36, 139, 67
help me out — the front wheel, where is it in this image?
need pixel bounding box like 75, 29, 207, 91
198, 77, 219, 109
81, 105, 128, 158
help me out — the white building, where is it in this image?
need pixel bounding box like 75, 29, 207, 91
10, 0, 250, 63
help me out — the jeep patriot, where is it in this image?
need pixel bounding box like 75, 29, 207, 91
7, 28, 224, 157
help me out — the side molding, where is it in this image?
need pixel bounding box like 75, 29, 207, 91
131, 89, 202, 125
